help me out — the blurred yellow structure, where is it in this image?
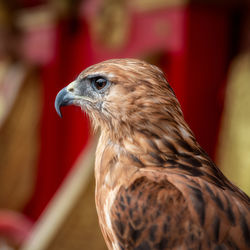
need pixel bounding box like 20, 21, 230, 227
0, 1, 41, 212
217, 53, 250, 195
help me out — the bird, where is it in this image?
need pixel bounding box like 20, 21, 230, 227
55, 58, 250, 250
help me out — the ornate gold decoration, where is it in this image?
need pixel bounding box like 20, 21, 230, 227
92, 0, 130, 50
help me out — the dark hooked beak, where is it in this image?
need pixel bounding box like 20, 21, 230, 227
55, 87, 75, 118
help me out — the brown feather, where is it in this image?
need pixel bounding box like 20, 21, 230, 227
62, 59, 250, 249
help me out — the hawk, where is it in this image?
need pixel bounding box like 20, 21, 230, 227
55, 59, 250, 250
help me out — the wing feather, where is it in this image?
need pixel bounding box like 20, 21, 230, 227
111, 169, 250, 250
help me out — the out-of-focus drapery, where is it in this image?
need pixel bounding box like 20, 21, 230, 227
24, 18, 92, 220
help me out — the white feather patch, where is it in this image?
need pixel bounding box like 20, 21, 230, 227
104, 186, 120, 249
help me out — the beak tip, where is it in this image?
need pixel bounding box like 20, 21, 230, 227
55, 99, 61, 118
55, 86, 76, 118
55, 88, 66, 118
56, 108, 62, 118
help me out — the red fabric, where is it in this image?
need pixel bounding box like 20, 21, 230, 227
182, 6, 229, 158
24, 19, 93, 220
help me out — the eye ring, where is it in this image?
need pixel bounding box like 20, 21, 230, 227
91, 77, 110, 92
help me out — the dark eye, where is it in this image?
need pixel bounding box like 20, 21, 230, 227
92, 77, 108, 91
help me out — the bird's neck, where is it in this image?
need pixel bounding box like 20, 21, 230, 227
97, 116, 207, 173
124, 121, 204, 164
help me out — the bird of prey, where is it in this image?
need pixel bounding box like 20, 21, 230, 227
55, 59, 250, 250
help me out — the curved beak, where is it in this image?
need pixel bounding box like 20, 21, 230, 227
55, 87, 75, 118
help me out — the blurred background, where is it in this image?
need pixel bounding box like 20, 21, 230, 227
0, 0, 249, 249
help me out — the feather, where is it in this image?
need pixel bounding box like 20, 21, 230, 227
55, 59, 250, 250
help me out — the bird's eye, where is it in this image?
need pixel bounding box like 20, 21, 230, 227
92, 77, 108, 91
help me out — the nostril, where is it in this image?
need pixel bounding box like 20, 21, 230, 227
68, 88, 74, 92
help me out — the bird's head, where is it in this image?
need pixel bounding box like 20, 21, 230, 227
55, 58, 184, 139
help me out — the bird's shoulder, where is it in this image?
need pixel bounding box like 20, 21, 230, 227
110, 167, 250, 250
110, 174, 194, 249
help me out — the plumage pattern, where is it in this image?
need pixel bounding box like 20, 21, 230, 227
55, 59, 250, 250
